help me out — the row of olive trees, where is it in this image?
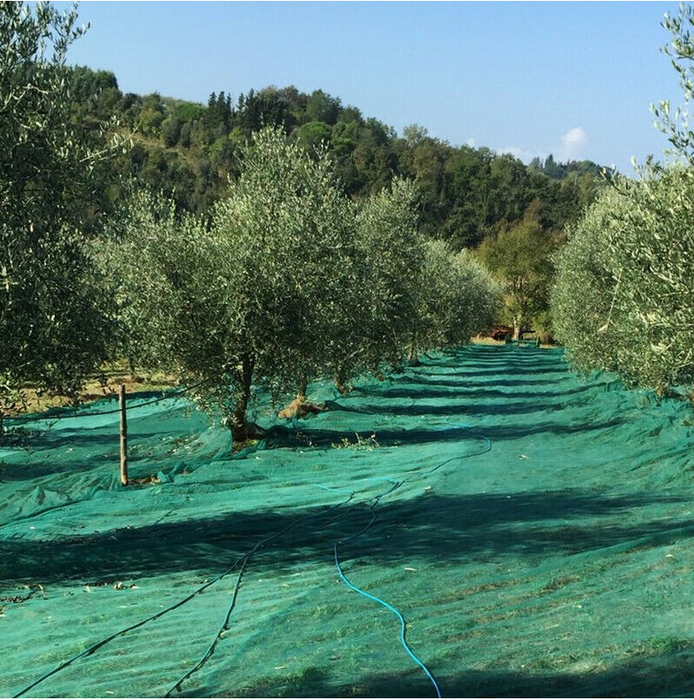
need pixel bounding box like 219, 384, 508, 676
551, 165, 694, 396
0, 3, 499, 442
100, 127, 501, 443
550, 3, 694, 398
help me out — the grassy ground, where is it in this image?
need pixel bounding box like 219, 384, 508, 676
6, 362, 177, 417
8, 340, 515, 417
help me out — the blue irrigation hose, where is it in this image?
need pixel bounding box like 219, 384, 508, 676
333, 544, 442, 699
325, 420, 492, 698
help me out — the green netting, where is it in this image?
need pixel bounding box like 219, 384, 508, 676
3, 344, 694, 698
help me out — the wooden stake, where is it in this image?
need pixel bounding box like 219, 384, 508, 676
119, 384, 128, 486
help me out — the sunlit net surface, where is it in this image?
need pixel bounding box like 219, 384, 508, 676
2, 344, 694, 698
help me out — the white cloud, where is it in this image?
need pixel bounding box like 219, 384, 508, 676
463, 128, 589, 166
560, 127, 588, 161
498, 145, 533, 162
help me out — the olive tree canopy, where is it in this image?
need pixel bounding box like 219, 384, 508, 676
0, 1, 121, 414
551, 166, 694, 395
105, 127, 360, 442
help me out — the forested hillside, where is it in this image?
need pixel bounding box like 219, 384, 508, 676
67, 66, 612, 250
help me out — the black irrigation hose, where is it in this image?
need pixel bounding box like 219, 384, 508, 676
11, 495, 355, 699
163, 557, 249, 698
161, 496, 356, 697
11, 555, 247, 698
12, 429, 489, 699
164, 417, 493, 698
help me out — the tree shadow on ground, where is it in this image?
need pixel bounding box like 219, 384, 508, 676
416, 347, 566, 369
184, 641, 694, 697
334, 398, 567, 419
0, 488, 688, 587
357, 376, 582, 402
262, 417, 624, 450
395, 372, 595, 394
0, 416, 204, 482
409, 362, 572, 379
344, 645, 694, 697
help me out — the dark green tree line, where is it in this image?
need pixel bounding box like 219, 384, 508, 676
62, 64, 609, 245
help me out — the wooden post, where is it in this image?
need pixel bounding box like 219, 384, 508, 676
119, 384, 128, 486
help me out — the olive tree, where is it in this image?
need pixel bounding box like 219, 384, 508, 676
338, 179, 501, 378
208, 128, 363, 423
551, 165, 694, 395
475, 208, 557, 340
105, 139, 505, 444
550, 185, 636, 378
448, 248, 502, 344
353, 178, 428, 370
552, 4, 694, 396
652, 2, 694, 164
0, 1, 122, 419
410, 239, 501, 356
105, 127, 360, 443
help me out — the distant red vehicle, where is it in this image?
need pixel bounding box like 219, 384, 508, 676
490, 326, 513, 341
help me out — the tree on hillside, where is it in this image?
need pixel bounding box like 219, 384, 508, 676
402, 134, 451, 239
304, 89, 341, 125
351, 118, 398, 194
0, 1, 123, 418
475, 205, 557, 340
295, 121, 332, 149
437, 145, 494, 249
61, 61, 609, 241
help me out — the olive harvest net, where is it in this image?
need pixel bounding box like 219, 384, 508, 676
2, 343, 694, 697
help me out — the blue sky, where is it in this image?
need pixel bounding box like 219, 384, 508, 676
57, 1, 684, 175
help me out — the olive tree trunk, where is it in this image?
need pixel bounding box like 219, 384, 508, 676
229, 354, 257, 443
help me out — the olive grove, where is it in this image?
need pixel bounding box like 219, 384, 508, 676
105, 128, 501, 445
